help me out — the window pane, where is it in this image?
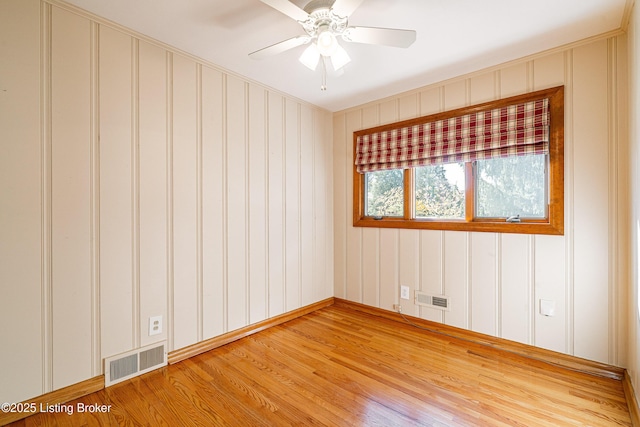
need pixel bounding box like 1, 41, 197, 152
365, 169, 404, 217
415, 163, 465, 219
475, 154, 547, 218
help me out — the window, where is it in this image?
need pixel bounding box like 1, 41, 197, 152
353, 86, 564, 235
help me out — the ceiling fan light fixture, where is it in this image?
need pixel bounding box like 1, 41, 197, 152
316, 27, 338, 56
299, 43, 320, 70
330, 44, 351, 70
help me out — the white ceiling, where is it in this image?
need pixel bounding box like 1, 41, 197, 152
64, 0, 629, 111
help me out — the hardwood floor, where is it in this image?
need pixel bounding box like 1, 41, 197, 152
8, 303, 632, 426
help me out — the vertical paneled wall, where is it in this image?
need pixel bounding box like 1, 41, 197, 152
0, 0, 333, 404
0, 0, 44, 403
627, 0, 640, 406
334, 37, 629, 365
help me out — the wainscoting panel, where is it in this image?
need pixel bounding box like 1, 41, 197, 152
572, 39, 613, 363
248, 83, 268, 324
201, 65, 225, 341
500, 234, 533, 345
171, 53, 199, 351
99, 24, 135, 359
0, 0, 44, 403
50, 5, 94, 390
138, 40, 169, 349
284, 99, 301, 312
267, 92, 286, 318
225, 75, 249, 332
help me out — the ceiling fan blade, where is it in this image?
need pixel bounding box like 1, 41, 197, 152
343, 26, 417, 48
331, 0, 365, 18
249, 36, 310, 59
260, 0, 309, 22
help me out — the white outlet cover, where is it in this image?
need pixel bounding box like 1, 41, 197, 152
400, 285, 410, 300
540, 299, 556, 317
149, 315, 163, 336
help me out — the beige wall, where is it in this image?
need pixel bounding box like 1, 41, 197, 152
2, 0, 638, 409
0, 0, 334, 403
627, 0, 640, 407
334, 36, 630, 366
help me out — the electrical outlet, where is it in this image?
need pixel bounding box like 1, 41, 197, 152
393, 304, 402, 312
400, 285, 410, 300
149, 316, 162, 336
540, 299, 556, 317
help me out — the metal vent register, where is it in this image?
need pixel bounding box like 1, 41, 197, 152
104, 341, 167, 386
415, 291, 450, 311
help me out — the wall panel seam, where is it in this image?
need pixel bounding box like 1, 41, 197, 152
166, 51, 174, 351
494, 72, 501, 338
528, 235, 535, 346
374, 104, 380, 308
196, 63, 203, 342
607, 36, 619, 364
40, 0, 53, 394
466, 233, 471, 330
342, 109, 347, 298
265, 91, 271, 319
90, 19, 101, 376
297, 103, 303, 308
131, 36, 141, 350
564, 49, 575, 355
438, 88, 445, 324
222, 73, 229, 333
281, 97, 287, 311
496, 235, 502, 337
311, 108, 316, 303
245, 82, 251, 323
359, 109, 364, 304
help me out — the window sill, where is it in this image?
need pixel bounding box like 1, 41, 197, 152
353, 217, 563, 235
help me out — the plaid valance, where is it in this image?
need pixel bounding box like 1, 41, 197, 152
355, 98, 550, 173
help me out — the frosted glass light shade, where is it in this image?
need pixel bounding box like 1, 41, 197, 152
299, 43, 320, 70
330, 44, 351, 70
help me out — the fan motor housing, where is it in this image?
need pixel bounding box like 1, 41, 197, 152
302, 2, 348, 38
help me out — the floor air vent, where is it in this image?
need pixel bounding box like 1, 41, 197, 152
415, 291, 450, 311
104, 341, 167, 387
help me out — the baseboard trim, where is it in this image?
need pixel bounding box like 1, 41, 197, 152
168, 297, 335, 364
333, 298, 626, 381
0, 375, 104, 426
624, 370, 640, 427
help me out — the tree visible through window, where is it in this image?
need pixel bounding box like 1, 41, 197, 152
415, 163, 464, 219
475, 155, 546, 219
365, 169, 404, 217
353, 86, 564, 235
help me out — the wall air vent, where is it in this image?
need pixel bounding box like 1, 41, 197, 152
415, 291, 450, 311
104, 341, 167, 387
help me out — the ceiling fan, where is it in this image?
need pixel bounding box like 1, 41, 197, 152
250, 0, 416, 89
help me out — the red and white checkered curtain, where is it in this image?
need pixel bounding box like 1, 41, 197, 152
355, 98, 550, 173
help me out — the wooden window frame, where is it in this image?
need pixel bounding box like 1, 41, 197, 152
353, 86, 564, 235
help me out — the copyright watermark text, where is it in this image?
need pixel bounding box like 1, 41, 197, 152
2, 402, 112, 416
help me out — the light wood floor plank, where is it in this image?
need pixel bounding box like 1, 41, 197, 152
8, 303, 632, 426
